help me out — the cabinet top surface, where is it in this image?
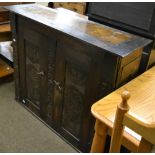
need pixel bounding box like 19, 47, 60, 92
5, 4, 152, 57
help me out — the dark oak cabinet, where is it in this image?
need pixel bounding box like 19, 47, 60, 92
6, 4, 151, 152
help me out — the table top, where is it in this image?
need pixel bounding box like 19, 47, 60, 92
5, 4, 151, 57
92, 66, 155, 129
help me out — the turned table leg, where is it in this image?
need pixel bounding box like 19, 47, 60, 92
90, 119, 108, 153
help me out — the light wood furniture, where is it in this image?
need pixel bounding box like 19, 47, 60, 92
0, 24, 11, 42
0, 59, 13, 78
0, 6, 11, 42
109, 91, 130, 152
53, 2, 86, 14
0, 7, 12, 80
110, 91, 155, 152
0, 7, 12, 79
0, 7, 9, 23
0, 24, 10, 32
0, 3, 34, 80
91, 66, 155, 152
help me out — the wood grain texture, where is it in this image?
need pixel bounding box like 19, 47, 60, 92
92, 66, 155, 127
124, 112, 155, 145
8, 4, 152, 152
0, 2, 31, 6
137, 138, 152, 152
0, 24, 11, 41
0, 8, 9, 23
91, 66, 155, 152
90, 120, 108, 153
0, 59, 13, 78
0, 24, 10, 33
148, 49, 155, 67
53, 2, 86, 14
4, 4, 151, 57
87, 3, 155, 72
87, 3, 155, 39
109, 91, 130, 152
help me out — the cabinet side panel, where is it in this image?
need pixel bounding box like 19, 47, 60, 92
10, 13, 20, 100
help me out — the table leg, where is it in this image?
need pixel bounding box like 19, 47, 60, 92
90, 119, 108, 153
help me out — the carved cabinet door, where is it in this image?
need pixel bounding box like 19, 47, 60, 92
53, 39, 104, 151
17, 18, 56, 120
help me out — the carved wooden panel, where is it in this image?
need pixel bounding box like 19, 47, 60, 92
62, 62, 87, 138
46, 42, 56, 124
53, 40, 96, 150
17, 17, 57, 118
25, 40, 40, 108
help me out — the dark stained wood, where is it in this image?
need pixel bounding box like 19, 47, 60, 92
5, 4, 151, 57
0, 2, 31, 6
7, 4, 152, 152
87, 3, 155, 39
17, 16, 57, 120
10, 12, 19, 100
0, 7, 11, 42
0, 7, 9, 23
87, 2, 155, 71
0, 3, 34, 80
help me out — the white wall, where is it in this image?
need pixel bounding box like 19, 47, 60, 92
36, 2, 48, 7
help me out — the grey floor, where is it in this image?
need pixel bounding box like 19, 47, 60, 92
0, 81, 77, 153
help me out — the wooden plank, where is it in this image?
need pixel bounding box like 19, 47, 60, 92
53, 2, 86, 14
0, 24, 11, 41
0, 24, 11, 33
148, 49, 155, 67
0, 59, 14, 78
